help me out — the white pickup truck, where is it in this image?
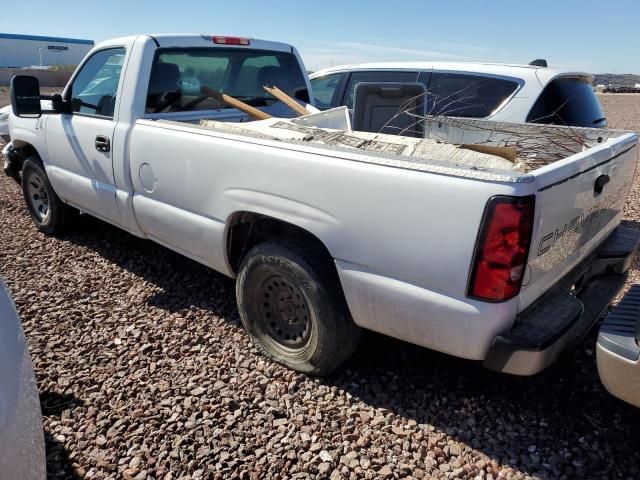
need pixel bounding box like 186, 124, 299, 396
4, 34, 640, 377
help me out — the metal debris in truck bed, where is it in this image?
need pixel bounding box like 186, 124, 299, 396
197, 118, 523, 172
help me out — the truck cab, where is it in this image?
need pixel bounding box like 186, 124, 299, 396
7, 34, 312, 232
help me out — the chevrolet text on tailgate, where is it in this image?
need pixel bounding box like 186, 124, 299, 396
4, 34, 639, 376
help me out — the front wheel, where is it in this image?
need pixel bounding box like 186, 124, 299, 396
236, 240, 360, 376
21, 158, 75, 235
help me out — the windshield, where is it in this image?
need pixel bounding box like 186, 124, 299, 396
145, 48, 308, 113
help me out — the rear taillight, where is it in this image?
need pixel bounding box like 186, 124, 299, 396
468, 195, 535, 302
211, 36, 250, 46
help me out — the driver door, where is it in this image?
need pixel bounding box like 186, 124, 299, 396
45, 47, 125, 225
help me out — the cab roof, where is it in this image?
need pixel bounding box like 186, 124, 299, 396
94, 34, 294, 53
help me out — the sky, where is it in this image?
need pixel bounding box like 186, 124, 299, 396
1, 0, 638, 74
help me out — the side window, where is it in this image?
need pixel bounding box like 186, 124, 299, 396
69, 48, 125, 118
428, 73, 520, 117
344, 71, 420, 108
526, 77, 606, 127
310, 73, 344, 109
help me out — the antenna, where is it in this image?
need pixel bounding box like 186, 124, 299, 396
528, 59, 547, 67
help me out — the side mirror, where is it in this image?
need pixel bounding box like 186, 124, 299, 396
10, 75, 41, 118
51, 94, 70, 114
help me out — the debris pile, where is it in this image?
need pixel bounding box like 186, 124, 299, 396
199, 117, 522, 172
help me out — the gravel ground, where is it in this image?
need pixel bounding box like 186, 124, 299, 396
0, 94, 639, 480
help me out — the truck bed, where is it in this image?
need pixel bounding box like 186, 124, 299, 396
157, 117, 528, 183
155, 111, 633, 181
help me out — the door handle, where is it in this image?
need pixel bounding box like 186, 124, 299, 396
95, 135, 110, 153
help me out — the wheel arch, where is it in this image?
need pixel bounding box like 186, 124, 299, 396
3, 141, 43, 183
224, 211, 337, 277
10, 140, 41, 158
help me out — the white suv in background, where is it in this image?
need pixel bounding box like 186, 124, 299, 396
309, 60, 607, 128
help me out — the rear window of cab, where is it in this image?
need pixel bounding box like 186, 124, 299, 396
145, 48, 309, 113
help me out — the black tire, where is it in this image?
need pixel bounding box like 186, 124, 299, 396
21, 158, 76, 235
236, 239, 360, 376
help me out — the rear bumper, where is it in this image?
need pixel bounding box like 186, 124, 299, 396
484, 225, 640, 375
597, 284, 640, 407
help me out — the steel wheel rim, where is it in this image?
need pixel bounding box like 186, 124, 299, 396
26, 172, 50, 222
256, 274, 312, 349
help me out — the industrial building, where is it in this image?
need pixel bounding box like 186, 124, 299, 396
0, 32, 94, 68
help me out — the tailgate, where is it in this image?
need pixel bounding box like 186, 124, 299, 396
520, 132, 639, 308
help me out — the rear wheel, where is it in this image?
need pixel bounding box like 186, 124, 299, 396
21, 158, 75, 235
236, 239, 360, 376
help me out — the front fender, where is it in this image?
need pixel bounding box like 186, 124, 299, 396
8, 114, 49, 165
